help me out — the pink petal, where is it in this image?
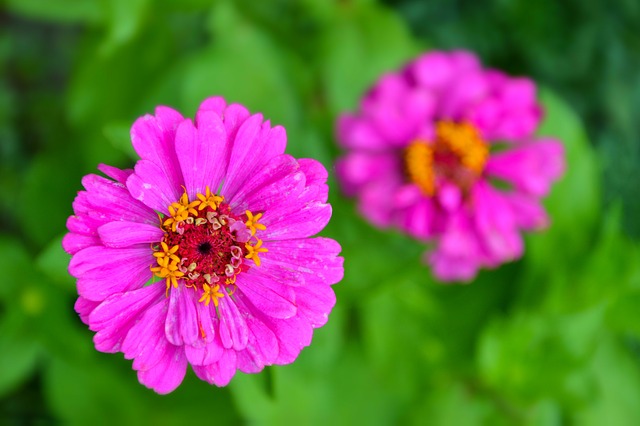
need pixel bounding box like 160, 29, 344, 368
217, 292, 249, 351
184, 332, 224, 366
74, 297, 100, 325
127, 160, 182, 214
221, 114, 287, 200
505, 192, 549, 230
137, 343, 188, 394
426, 211, 484, 282
297, 158, 329, 203
81, 174, 157, 224
236, 272, 297, 319
335, 152, 401, 197
236, 316, 278, 373
130, 107, 184, 198
396, 198, 438, 240
175, 112, 227, 200
262, 237, 343, 286
260, 201, 332, 241
486, 139, 565, 196
165, 284, 200, 346
121, 296, 170, 371
69, 246, 154, 301
89, 284, 164, 352
97, 164, 133, 184
62, 233, 100, 255
192, 349, 238, 386
472, 183, 523, 263
336, 114, 389, 150
260, 314, 313, 365
294, 283, 336, 328
98, 221, 163, 248
228, 154, 303, 212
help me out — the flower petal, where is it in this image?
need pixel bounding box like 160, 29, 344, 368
217, 291, 249, 351
130, 106, 184, 197
127, 160, 182, 213
261, 237, 343, 286
486, 139, 565, 196
89, 284, 164, 352
98, 221, 163, 248
165, 284, 200, 346
69, 246, 154, 301
236, 316, 278, 373
74, 297, 100, 326
221, 114, 287, 199
236, 272, 297, 319
137, 343, 188, 395
175, 112, 227, 200
192, 349, 238, 387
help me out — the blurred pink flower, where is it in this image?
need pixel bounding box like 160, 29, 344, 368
336, 50, 564, 282
64, 97, 343, 393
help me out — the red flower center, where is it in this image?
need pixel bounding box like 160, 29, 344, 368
150, 187, 268, 307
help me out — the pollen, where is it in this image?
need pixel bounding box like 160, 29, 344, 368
245, 210, 267, 236
404, 121, 489, 196
435, 121, 488, 174
197, 186, 224, 211
245, 239, 268, 267
404, 141, 435, 196
199, 283, 224, 307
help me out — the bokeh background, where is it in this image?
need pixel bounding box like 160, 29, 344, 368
2, 0, 639, 424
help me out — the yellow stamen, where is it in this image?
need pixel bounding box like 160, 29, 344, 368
245, 210, 267, 236
404, 141, 435, 196
436, 121, 488, 174
162, 190, 200, 231
197, 186, 224, 211
151, 257, 184, 294
245, 239, 268, 267
152, 242, 180, 264
199, 283, 224, 307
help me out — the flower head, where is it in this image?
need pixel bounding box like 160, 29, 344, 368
64, 97, 343, 393
336, 50, 564, 282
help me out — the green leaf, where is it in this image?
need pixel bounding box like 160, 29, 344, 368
528, 89, 601, 266
36, 235, 74, 290
103, 121, 137, 160
4, 0, 103, 24
19, 152, 84, 247
320, 2, 420, 115
0, 311, 40, 398
0, 236, 31, 299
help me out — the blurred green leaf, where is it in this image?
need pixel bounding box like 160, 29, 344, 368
103, 121, 137, 160
573, 335, 640, 425
320, 2, 420, 115
18, 153, 79, 247
528, 89, 601, 266
36, 235, 74, 290
0, 236, 31, 299
0, 311, 40, 399
100, 0, 150, 56
5, 0, 104, 24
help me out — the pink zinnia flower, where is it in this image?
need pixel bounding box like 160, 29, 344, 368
336, 50, 564, 282
64, 97, 343, 393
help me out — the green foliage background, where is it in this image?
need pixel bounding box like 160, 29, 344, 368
1, 0, 639, 424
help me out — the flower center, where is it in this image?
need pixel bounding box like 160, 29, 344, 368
150, 186, 268, 307
404, 121, 489, 196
